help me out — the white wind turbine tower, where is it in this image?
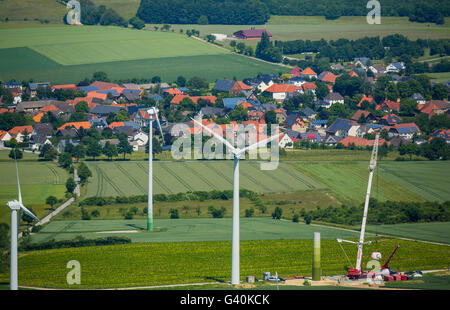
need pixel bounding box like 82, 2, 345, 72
7, 153, 40, 290
146, 106, 163, 231
192, 118, 282, 285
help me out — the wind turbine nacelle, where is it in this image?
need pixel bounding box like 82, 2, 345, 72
7, 200, 21, 210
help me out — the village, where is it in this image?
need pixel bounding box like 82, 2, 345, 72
0, 56, 449, 160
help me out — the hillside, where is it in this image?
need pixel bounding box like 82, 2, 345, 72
91, 0, 140, 21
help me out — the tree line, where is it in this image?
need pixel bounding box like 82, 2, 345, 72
260, 0, 449, 23
275, 35, 450, 62
137, 0, 270, 25
300, 199, 450, 226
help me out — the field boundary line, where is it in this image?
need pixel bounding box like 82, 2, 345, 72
184, 163, 219, 190
160, 162, 195, 192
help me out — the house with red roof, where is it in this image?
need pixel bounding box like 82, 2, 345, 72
51, 84, 77, 91
230, 81, 252, 97
233, 29, 272, 40
301, 82, 317, 93
357, 95, 375, 108
429, 129, 450, 143
264, 83, 302, 102
348, 71, 359, 77
58, 121, 91, 131
340, 136, 389, 147
290, 67, 303, 78
171, 95, 217, 105
351, 110, 377, 123
300, 67, 317, 79
380, 99, 401, 112
380, 114, 402, 126
387, 123, 421, 139
8, 125, 33, 143
89, 81, 120, 91
164, 88, 183, 96
318, 71, 337, 84
0, 130, 12, 146
418, 100, 449, 119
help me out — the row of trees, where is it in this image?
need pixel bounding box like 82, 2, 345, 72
301, 199, 450, 226
275, 35, 450, 62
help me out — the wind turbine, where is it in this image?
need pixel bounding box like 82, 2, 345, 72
146, 107, 162, 231
7, 152, 40, 290
192, 118, 282, 285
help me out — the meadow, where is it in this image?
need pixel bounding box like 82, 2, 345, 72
0, 237, 447, 288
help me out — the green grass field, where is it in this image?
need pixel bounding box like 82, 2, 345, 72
91, 0, 141, 21
0, 160, 69, 226
0, 24, 286, 83
293, 161, 450, 205
364, 222, 450, 244
85, 160, 324, 197
27, 217, 367, 244
0, 237, 447, 288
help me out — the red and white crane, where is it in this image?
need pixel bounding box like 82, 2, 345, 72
337, 133, 380, 276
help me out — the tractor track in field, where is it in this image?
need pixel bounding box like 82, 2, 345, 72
96, 165, 125, 196
279, 164, 316, 190
204, 162, 233, 186
115, 163, 146, 193
160, 162, 194, 192
41, 221, 75, 242
240, 167, 272, 192
94, 165, 104, 197
248, 161, 296, 191
46, 164, 59, 185
184, 163, 219, 190
137, 162, 173, 194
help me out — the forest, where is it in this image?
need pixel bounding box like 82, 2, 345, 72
136, 0, 449, 25
137, 0, 270, 25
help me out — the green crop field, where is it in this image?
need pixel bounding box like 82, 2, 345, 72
293, 161, 450, 205
0, 237, 447, 288
85, 160, 324, 197
0, 24, 286, 83
26, 217, 367, 244
363, 222, 450, 244
0, 160, 69, 226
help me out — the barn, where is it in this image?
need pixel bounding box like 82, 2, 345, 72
233, 29, 272, 40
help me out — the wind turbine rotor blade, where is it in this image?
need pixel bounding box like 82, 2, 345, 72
155, 112, 164, 146
19, 204, 40, 223
14, 154, 22, 204
191, 118, 237, 154
236, 132, 283, 156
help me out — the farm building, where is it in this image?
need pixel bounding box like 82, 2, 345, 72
233, 29, 272, 40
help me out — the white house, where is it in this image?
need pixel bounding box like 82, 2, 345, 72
278, 133, 294, 149
323, 92, 344, 107
0, 131, 12, 146
386, 62, 405, 73
131, 131, 149, 150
